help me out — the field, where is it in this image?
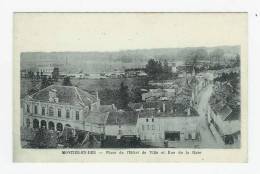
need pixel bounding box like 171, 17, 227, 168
71, 77, 147, 92
20, 77, 148, 98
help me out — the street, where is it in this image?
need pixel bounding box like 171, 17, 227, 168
196, 84, 225, 148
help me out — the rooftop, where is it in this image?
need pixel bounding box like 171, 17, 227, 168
85, 111, 109, 125
27, 85, 97, 106
106, 111, 138, 125
135, 103, 199, 118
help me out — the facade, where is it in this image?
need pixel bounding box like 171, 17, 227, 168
105, 111, 138, 139
38, 65, 55, 77
22, 85, 100, 132
136, 104, 200, 148
124, 68, 146, 77
207, 98, 240, 145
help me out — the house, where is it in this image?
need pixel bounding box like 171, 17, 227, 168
84, 111, 109, 135
141, 88, 176, 101
21, 85, 100, 131
38, 65, 55, 78
129, 100, 176, 112
84, 104, 117, 135
125, 68, 146, 77
136, 103, 200, 148
207, 97, 240, 146
104, 111, 138, 139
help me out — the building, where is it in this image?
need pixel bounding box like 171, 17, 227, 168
21, 85, 101, 131
141, 88, 176, 101
104, 110, 138, 139
124, 68, 146, 77
207, 96, 240, 146
84, 104, 117, 135
136, 103, 200, 148
170, 62, 177, 73
38, 65, 55, 78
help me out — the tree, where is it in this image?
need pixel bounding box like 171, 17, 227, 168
162, 59, 172, 79
62, 76, 73, 86
145, 59, 170, 80
118, 82, 130, 109
185, 48, 208, 69
30, 128, 49, 148
209, 48, 225, 64
40, 76, 53, 89
52, 67, 59, 82
234, 54, 240, 67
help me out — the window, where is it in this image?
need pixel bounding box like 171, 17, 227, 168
26, 104, 30, 113
49, 107, 54, 116
66, 110, 70, 119
146, 118, 148, 122
76, 111, 79, 120
58, 109, 61, 117
34, 105, 38, 114
26, 119, 30, 128
42, 107, 45, 115
152, 118, 154, 122
165, 131, 180, 141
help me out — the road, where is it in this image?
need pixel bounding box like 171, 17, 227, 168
196, 84, 224, 148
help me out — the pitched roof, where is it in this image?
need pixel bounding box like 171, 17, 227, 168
85, 111, 109, 125
210, 99, 240, 121
106, 111, 138, 125
29, 85, 97, 106
138, 103, 199, 118
99, 104, 116, 113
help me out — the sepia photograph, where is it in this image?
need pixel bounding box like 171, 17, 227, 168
13, 13, 248, 162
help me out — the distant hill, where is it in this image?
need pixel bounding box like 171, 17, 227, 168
20, 45, 240, 73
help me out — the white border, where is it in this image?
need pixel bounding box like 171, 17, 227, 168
0, 0, 260, 173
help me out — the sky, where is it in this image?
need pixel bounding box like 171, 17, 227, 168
14, 13, 247, 52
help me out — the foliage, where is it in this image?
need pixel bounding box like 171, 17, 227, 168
98, 85, 143, 109
185, 48, 208, 65
129, 87, 143, 103
40, 76, 53, 89
214, 72, 240, 94
145, 59, 172, 80
52, 67, 59, 82
30, 128, 49, 148
118, 82, 130, 109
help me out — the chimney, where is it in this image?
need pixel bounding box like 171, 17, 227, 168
187, 107, 191, 116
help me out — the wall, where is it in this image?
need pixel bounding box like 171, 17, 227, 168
22, 99, 86, 130
137, 116, 200, 142
105, 125, 137, 137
